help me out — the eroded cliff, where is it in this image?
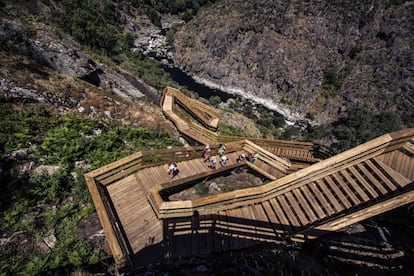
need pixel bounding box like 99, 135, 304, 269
173, 0, 414, 124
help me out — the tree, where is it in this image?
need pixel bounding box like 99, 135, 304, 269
209, 95, 221, 107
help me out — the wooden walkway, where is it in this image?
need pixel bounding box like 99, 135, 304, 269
84, 87, 414, 266
161, 86, 329, 163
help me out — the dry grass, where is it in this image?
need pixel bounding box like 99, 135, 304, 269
0, 50, 178, 136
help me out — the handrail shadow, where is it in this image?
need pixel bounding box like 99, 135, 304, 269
119, 180, 414, 266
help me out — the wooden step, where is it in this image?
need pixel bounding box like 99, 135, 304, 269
269, 198, 295, 235
261, 201, 285, 238
356, 163, 388, 195
308, 181, 335, 216
315, 179, 345, 213
331, 172, 361, 205
324, 175, 353, 209
276, 195, 302, 229
373, 158, 412, 188
339, 170, 370, 202
348, 166, 380, 199
364, 159, 398, 192
299, 185, 326, 220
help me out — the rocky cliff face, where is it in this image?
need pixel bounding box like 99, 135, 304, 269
173, 0, 414, 124
0, 19, 176, 134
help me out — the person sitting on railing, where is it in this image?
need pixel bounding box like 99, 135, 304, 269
218, 144, 226, 156
209, 156, 217, 169
202, 145, 211, 162
236, 153, 246, 163
220, 154, 228, 167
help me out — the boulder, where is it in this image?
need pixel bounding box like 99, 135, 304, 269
10, 148, 29, 160
33, 165, 61, 176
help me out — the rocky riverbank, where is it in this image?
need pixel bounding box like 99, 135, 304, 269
173, 0, 414, 125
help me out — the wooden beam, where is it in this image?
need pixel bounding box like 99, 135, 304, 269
84, 176, 125, 263
315, 186, 414, 231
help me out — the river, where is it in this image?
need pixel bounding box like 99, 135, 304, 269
160, 64, 286, 122
161, 65, 234, 102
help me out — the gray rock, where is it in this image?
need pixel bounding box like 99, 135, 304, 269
18, 161, 34, 174
338, 223, 366, 235
178, 137, 190, 147
33, 165, 61, 176
10, 148, 29, 160
0, 231, 24, 246
196, 264, 208, 272
43, 234, 57, 249
208, 182, 219, 192
0, 78, 47, 103
1, 20, 148, 104
173, 1, 414, 124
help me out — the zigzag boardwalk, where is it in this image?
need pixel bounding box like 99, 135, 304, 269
84, 86, 414, 265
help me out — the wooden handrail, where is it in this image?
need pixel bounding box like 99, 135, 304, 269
160, 86, 330, 161
149, 129, 414, 218
163, 87, 220, 129
87, 84, 414, 265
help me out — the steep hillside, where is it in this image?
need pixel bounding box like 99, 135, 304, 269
173, 0, 414, 124
0, 1, 413, 274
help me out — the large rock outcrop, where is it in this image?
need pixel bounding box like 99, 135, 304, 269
0, 19, 161, 102
0, 19, 177, 135
173, 0, 414, 124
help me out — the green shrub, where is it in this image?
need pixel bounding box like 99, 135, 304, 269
126, 52, 177, 89
138, 0, 217, 23
322, 68, 342, 96
349, 44, 363, 59
166, 28, 176, 47
209, 95, 221, 107
194, 182, 208, 196
53, 0, 126, 57
0, 103, 179, 274
281, 125, 300, 140
332, 107, 403, 152
0, 104, 55, 154
218, 124, 244, 136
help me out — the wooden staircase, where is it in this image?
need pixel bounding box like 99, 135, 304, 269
161, 86, 329, 164
84, 86, 414, 266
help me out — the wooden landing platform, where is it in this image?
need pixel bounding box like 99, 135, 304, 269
85, 86, 414, 265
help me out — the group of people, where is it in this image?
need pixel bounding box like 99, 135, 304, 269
236, 151, 259, 163
203, 144, 259, 169
167, 144, 260, 178
202, 144, 228, 169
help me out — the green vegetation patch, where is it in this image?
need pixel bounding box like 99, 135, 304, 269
130, 0, 218, 26
0, 103, 179, 275
53, 0, 126, 57
305, 107, 403, 153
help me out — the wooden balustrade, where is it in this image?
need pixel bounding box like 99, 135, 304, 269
86, 84, 414, 265
148, 129, 414, 219
161, 86, 330, 161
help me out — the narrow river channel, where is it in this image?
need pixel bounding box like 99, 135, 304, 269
160, 64, 287, 123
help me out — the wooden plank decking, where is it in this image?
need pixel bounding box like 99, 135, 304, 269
85, 87, 414, 265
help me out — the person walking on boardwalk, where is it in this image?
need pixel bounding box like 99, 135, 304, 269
236, 153, 246, 163
220, 154, 228, 166
250, 152, 259, 163
218, 144, 226, 156
167, 162, 179, 179
202, 145, 211, 162
209, 156, 217, 169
